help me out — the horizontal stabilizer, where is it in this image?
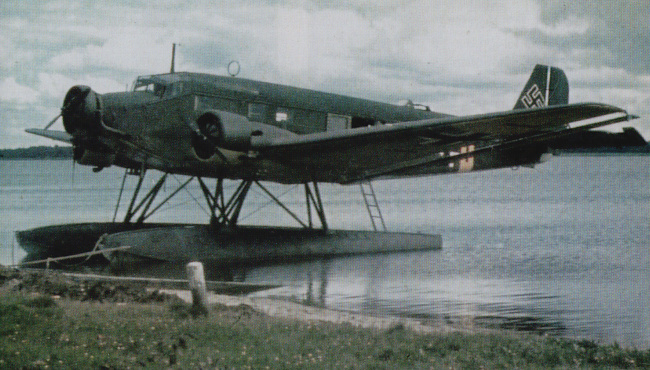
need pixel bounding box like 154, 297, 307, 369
549, 126, 648, 150
25, 129, 73, 144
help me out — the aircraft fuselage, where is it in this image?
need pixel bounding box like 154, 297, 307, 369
61, 72, 550, 183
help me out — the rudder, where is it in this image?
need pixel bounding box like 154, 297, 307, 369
514, 64, 569, 109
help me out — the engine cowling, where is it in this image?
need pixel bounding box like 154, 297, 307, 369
62, 85, 103, 135
194, 110, 254, 154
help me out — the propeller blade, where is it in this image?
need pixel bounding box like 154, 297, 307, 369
43, 112, 62, 130
43, 86, 90, 130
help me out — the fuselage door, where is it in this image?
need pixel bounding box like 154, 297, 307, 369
327, 114, 351, 131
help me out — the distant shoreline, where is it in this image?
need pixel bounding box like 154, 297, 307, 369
0, 146, 73, 160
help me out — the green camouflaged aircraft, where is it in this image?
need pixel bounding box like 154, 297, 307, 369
26, 63, 638, 229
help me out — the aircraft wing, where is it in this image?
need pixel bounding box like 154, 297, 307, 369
25, 129, 73, 144
253, 102, 636, 183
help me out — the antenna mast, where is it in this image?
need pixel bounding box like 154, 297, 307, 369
545, 65, 551, 106
170, 43, 176, 73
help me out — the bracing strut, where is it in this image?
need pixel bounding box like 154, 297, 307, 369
197, 178, 328, 231
114, 168, 195, 224
114, 169, 329, 231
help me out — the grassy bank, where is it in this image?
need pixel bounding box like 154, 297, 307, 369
1, 293, 649, 369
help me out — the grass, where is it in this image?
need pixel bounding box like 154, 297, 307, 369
1, 293, 649, 369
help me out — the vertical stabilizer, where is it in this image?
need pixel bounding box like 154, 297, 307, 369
514, 64, 569, 109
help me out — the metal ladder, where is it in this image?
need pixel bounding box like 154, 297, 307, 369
359, 180, 387, 232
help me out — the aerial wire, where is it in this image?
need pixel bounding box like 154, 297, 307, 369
172, 174, 210, 217
240, 184, 298, 221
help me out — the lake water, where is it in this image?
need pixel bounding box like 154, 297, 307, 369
1, 157, 648, 348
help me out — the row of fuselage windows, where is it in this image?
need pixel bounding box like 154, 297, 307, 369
135, 81, 384, 134
196, 96, 381, 134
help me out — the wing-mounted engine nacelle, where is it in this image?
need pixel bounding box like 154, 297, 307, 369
193, 110, 255, 157
61, 85, 104, 135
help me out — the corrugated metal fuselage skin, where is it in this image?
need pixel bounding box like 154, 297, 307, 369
99, 90, 307, 181
91, 72, 546, 184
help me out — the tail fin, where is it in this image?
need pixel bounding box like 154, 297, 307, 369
514, 64, 569, 109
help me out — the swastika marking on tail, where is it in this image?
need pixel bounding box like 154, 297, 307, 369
520, 84, 545, 108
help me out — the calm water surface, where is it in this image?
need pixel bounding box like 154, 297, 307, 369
1, 157, 648, 348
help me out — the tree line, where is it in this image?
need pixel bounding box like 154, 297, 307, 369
0, 146, 73, 159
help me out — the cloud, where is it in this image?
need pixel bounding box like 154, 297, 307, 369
0, 77, 40, 105
511, 0, 650, 74
567, 66, 650, 89
0, 0, 648, 147
275, 8, 313, 76
37, 73, 127, 99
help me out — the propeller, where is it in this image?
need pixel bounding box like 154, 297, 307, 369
39, 86, 94, 187
184, 115, 229, 163
43, 86, 91, 131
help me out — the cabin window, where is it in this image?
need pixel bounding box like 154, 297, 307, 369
197, 96, 243, 115
327, 114, 351, 131
270, 107, 326, 133
287, 110, 327, 134
351, 117, 377, 129
248, 103, 269, 123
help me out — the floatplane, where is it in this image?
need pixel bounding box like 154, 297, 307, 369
18, 47, 640, 266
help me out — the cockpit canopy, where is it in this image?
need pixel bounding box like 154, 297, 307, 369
132, 74, 185, 98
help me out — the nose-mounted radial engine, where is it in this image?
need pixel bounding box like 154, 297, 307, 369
61, 85, 101, 134
59, 85, 116, 170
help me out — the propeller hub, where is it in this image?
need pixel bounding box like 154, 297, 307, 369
62, 85, 102, 135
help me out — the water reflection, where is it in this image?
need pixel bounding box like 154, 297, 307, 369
303, 259, 329, 307
202, 251, 574, 337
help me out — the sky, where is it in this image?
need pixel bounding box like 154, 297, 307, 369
1, 0, 648, 148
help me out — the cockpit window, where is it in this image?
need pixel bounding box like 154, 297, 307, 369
132, 76, 167, 98
168, 82, 184, 97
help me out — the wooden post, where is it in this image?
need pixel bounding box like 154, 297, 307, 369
186, 261, 209, 316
